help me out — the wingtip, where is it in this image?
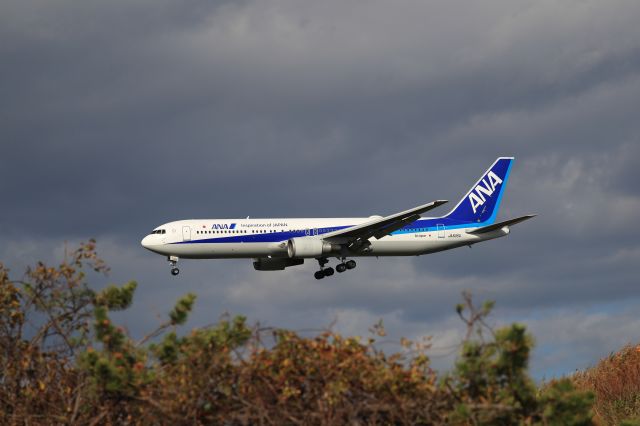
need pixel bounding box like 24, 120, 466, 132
430, 200, 448, 208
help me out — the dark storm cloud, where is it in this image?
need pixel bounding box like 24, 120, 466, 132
2, 0, 640, 377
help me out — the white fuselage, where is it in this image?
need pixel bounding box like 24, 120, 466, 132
140, 217, 508, 259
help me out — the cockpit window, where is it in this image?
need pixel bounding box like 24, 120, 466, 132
150, 229, 166, 235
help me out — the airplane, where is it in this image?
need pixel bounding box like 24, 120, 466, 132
141, 157, 535, 279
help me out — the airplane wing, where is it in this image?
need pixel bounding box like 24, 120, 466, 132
322, 200, 448, 248
467, 214, 536, 235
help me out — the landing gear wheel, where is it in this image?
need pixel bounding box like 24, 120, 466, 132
336, 263, 347, 273
314, 270, 325, 280
323, 267, 335, 277
346, 260, 356, 270
168, 255, 180, 277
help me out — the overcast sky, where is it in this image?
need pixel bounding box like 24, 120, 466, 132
2, 0, 640, 378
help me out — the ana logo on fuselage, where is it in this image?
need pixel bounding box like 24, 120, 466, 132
468, 171, 503, 214
212, 223, 237, 230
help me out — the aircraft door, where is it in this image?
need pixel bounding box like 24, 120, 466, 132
437, 224, 445, 239
182, 226, 192, 241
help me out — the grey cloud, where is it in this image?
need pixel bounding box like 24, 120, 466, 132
2, 0, 640, 378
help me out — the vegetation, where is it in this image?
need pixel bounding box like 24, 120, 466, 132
0, 240, 615, 425
571, 343, 640, 425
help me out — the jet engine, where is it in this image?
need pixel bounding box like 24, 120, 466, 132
287, 238, 338, 258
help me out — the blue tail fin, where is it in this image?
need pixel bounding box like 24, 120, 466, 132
444, 157, 514, 225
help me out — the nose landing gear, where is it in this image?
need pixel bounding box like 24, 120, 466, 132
168, 256, 180, 276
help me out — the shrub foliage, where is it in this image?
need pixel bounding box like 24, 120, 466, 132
572, 343, 640, 425
0, 241, 596, 424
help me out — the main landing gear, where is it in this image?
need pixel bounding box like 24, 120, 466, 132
168, 255, 180, 276
335, 259, 356, 273
314, 257, 356, 279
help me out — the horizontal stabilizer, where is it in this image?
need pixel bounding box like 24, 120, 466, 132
467, 214, 536, 235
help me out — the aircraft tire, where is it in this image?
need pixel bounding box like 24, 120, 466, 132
336, 263, 347, 273
171, 268, 180, 276
323, 267, 335, 277
346, 260, 356, 270
314, 270, 325, 280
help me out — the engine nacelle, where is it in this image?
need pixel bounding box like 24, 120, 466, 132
253, 257, 304, 271
287, 238, 337, 258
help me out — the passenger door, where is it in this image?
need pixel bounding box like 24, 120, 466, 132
182, 226, 192, 242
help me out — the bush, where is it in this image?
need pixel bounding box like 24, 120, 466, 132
572, 343, 640, 425
0, 242, 595, 425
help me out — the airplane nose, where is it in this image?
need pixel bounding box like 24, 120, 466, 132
141, 235, 152, 249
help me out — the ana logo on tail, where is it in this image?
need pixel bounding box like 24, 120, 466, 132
468, 171, 503, 214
